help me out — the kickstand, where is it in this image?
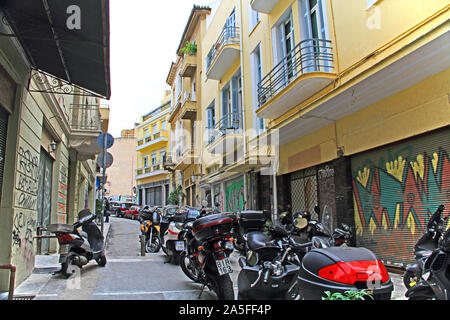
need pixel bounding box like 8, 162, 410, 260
198, 284, 205, 299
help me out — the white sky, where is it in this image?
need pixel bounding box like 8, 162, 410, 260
108, 0, 217, 137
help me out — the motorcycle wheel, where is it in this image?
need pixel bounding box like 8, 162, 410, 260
213, 274, 235, 300
61, 257, 78, 279
403, 270, 420, 289
96, 255, 107, 267
146, 236, 161, 253
180, 252, 201, 283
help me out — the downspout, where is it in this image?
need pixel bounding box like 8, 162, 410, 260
238, 0, 249, 207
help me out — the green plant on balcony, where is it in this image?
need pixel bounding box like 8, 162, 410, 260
180, 41, 197, 56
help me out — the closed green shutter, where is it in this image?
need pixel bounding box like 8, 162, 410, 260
351, 127, 450, 266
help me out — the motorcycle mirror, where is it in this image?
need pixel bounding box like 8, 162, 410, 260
246, 250, 259, 267
314, 205, 320, 215
293, 217, 308, 230
201, 200, 208, 207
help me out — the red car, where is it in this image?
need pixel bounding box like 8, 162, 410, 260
123, 205, 141, 220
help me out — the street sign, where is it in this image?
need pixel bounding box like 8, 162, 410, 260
96, 151, 113, 168
97, 133, 114, 149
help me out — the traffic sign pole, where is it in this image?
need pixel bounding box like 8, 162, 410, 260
101, 134, 107, 234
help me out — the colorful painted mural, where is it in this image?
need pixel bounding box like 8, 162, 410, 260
225, 178, 245, 212
352, 133, 450, 264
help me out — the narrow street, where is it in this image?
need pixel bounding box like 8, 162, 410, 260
24, 217, 238, 300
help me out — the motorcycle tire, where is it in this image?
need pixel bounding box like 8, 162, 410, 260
61, 257, 79, 279
403, 270, 420, 289
146, 236, 161, 253
213, 274, 235, 300
180, 252, 201, 283
96, 255, 107, 267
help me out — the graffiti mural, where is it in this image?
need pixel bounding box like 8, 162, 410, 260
225, 178, 244, 212
352, 139, 450, 264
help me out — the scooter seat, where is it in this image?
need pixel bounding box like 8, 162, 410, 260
246, 232, 279, 251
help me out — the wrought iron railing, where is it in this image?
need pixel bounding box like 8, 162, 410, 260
257, 38, 333, 107
206, 112, 243, 146
206, 25, 240, 72
69, 104, 102, 132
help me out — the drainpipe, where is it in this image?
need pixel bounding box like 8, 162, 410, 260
238, 0, 249, 206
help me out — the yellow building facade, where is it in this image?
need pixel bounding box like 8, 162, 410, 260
168, 0, 449, 267
135, 94, 171, 206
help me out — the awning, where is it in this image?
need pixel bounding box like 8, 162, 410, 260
0, 0, 111, 99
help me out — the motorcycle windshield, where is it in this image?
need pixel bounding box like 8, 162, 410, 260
321, 205, 333, 237
187, 209, 200, 220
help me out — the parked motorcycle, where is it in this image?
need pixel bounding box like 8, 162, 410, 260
140, 207, 162, 253
405, 205, 450, 300
237, 224, 311, 300
232, 210, 268, 255
179, 212, 236, 300
45, 209, 107, 278
161, 207, 188, 264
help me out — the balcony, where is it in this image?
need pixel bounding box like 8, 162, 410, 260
206, 26, 240, 80
257, 38, 336, 119
135, 163, 166, 180
163, 155, 176, 172
250, 0, 280, 14
168, 92, 197, 123
206, 112, 244, 154
180, 54, 197, 78
68, 103, 104, 161
174, 145, 199, 171
136, 130, 169, 151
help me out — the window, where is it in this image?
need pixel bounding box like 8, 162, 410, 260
206, 101, 215, 144
249, 0, 260, 32
151, 153, 157, 165
144, 127, 149, 137
161, 150, 166, 164
221, 70, 242, 130
366, 0, 379, 8
143, 156, 148, 168
272, 9, 295, 85
162, 121, 167, 130
251, 44, 265, 132
152, 123, 157, 133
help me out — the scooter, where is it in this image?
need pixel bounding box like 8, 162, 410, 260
45, 209, 107, 278
406, 207, 450, 300
404, 204, 448, 290
237, 224, 311, 300
161, 207, 190, 264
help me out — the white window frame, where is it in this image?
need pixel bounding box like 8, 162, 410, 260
250, 43, 265, 134
248, 0, 260, 33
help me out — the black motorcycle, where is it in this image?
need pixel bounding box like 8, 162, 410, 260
45, 209, 107, 278
237, 224, 311, 300
179, 212, 236, 300
405, 205, 450, 300
232, 210, 268, 255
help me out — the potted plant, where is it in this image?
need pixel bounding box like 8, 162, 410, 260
180, 41, 197, 56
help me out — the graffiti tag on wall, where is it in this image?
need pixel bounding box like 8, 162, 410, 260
352, 143, 450, 264
225, 179, 244, 212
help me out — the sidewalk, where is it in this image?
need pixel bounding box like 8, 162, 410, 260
12, 221, 111, 299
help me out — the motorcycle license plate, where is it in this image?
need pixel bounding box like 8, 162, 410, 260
175, 241, 185, 251
216, 258, 233, 276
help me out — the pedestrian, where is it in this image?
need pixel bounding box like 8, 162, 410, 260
104, 197, 110, 223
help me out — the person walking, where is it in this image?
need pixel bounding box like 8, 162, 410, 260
104, 197, 110, 223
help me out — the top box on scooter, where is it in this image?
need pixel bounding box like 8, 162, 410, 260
238, 211, 266, 232
192, 213, 234, 242
46, 224, 74, 233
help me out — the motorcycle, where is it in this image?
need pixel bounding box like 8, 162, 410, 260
237, 224, 311, 300
179, 212, 236, 300
405, 205, 450, 300
139, 207, 162, 253
45, 209, 107, 278
161, 207, 188, 265
232, 210, 268, 255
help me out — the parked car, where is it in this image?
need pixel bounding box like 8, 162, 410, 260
109, 202, 121, 216
116, 202, 135, 218
123, 205, 141, 220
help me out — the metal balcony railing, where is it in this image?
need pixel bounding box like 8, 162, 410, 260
257, 38, 333, 107
69, 104, 102, 132
206, 112, 243, 146
206, 25, 240, 72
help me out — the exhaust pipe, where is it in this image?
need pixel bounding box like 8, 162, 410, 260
73, 255, 88, 266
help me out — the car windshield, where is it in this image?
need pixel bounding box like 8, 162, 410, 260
187, 209, 200, 219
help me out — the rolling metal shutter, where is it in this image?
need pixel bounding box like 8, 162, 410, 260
351, 127, 450, 267
0, 106, 8, 202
